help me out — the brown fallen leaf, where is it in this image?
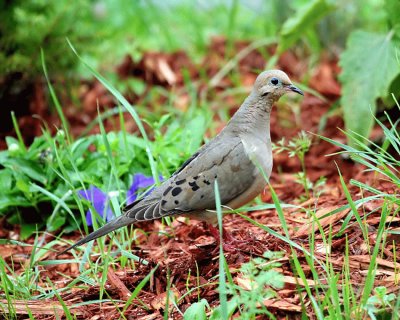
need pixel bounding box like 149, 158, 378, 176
0, 244, 13, 258
295, 206, 350, 237
351, 255, 400, 270
150, 287, 180, 310
283, 275, 319, 288
367, 215, 400, 225
263, 298, 302, 312
0, 299, 85, 317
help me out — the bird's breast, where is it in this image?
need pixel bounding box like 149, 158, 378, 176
224, 135, 272, 210
240, 135, 273, 178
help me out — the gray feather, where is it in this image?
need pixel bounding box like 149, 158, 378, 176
58, 214, 136, 255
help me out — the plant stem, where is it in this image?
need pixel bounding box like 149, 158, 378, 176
300, 153, 310, 199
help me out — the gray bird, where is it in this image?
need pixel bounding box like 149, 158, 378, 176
60, 70, 303, 254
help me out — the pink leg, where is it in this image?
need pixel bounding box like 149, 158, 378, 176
208, 224, 239, 252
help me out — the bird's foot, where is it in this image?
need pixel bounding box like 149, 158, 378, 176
208, 224, 240, 253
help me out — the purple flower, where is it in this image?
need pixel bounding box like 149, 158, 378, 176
126, 173, 162, 204
78, 174, 162, 226
78, 186, 114, 227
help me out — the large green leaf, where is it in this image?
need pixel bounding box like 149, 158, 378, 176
5, 158, 47, 184
278, 0, 335, 53
183, 299, 209, 320
385, 0, 400, 29
0, 194, 31, 211
339, 30, 400, 147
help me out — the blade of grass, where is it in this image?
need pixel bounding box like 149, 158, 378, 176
97, 107, 121, 190
214, 179, 228, 320
41, 49, 72, 145
360, 200, 389, 311
122, 264, 159, 313
10, 111, 27, 152
337, 165, 369, 240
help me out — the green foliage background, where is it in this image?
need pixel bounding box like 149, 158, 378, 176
0, 0, 96, 77
339, 0, 400, 147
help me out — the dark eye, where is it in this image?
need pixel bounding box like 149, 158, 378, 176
270, 77, 279, 85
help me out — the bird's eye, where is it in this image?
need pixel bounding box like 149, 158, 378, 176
270, 77, 279, 85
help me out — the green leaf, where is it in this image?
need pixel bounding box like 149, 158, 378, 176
278, 0, 335, 53
209, 297, 238, 320
71, 136, 94, 160
5, 136, 20, 148
16, 178, 31, 194
46, 210, 66, 232
385, 0, 400, 29
5, 158, 47, 184
183, 299, 209, 320
20, 223, 40, 240
0, 169, 13, 191
0, 194, 31, 211
339, 30, 400, 147
0, 150, 7, 164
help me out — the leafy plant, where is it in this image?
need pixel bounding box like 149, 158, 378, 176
273, 130, 313, 198
183, 299, 210, 320
339, 0, 400, 147
321, 97, 400, 206
211, 251, 285, 319
277, 0, 336, 54
364, 286, 397, 320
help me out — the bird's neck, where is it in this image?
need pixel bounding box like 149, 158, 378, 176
228, 92, 274, 139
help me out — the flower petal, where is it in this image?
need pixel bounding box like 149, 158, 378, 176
126, 173, 163, 204
85, 210, 93, 226
106, 208, 114, 222
78, 186, 109, 226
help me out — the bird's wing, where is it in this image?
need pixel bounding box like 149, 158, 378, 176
126, 136, 258, 220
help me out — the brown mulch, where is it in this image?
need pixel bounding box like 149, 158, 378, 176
1, 37, 399, 319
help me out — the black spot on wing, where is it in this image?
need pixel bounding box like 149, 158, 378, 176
188, 180, 200, 191
171, 187, 182, 196
175, 179, 186, 185
163, 185, 173, 196
188, 181, 198, 187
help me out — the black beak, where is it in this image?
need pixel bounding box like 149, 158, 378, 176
288, 84, 304, 96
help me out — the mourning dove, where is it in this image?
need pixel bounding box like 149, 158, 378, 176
61, 70, 303, 253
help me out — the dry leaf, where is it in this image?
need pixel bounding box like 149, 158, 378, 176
150, 287, 180, 310
295, 207, 350, 237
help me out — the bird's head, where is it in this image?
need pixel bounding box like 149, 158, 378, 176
253, 70, 303, 100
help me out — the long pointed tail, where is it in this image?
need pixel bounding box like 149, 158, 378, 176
58, 215, 136, 255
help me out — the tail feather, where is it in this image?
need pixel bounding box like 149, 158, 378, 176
58, 214, 136, 255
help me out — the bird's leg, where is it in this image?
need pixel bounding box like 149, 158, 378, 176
207, 224, 239, 252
